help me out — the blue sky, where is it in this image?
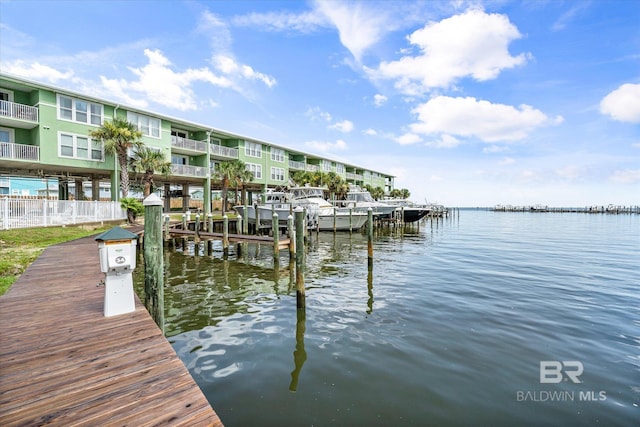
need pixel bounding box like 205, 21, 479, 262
1, 0, 638, 206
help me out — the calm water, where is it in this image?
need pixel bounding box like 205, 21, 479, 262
134, 210, 639, 426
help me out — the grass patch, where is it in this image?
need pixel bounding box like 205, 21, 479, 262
0, 225, 114, 296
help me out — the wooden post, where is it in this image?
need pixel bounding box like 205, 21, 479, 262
223, 214, 229, 256
349, 207, 353, 233
237, 214, 243, 235
195, 214, 200, 244
367, 207, 373, 268
255, 203, 261, 235
333, 206, 336, 233
294, 207, 305, 308
181, 213, 186, 230
207, 213, 213, 233
163, 214, 170, 244
143, 194, 164, 333
272, 211, 279, 261
288, 214, 295, 258
243, 205, 249, 234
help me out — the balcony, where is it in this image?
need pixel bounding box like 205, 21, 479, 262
305, 164, 319, 172
170, 163, 208, 178
289, 160, 306, 170
171, 135, 208, 154
0, 100, 39, 129
0, 142, 39, 162
210, 144, 238, 159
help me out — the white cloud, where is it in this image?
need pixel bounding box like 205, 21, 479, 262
600, 83, 640, 123
198, 10, 233, 52
609, 169, 640, 184
367, 9, 529, 94
363, 128, 378, 136
499, 157, 516, 165
409, 96, 563, 143
395, 132, 423, 145
313, 0, 390, 62
0, 60, 74, 83
213, 55, 277, 87
232, 10, 327, 33
329, 119, 354, 133
101, 49, 237, 111
483, 145, 510, 153
305, 107, 332, 122
305, 139, 348, 152
551, 3, 590, 32
373, 94, 388, 107
425, 134, 462, 148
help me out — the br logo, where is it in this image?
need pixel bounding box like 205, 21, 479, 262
540, 361, 584, 383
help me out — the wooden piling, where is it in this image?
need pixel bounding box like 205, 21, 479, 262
195, 214, 201, 243
288, 214, 295, 257
143, 194, 164, 332
367, 207, 373, 267
237, 214, 243, 235
272, 211, 279, 260
255, 203, 261, 234
294, 207, 305, 308
223, 214, 229, 256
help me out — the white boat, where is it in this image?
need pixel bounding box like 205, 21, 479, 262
382, 198, 431, 223
234, 190, 292, 229
289, 186, 369, 231
338, 187, 397, 218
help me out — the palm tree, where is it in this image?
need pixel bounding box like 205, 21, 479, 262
130, 147, 172, 198
213, 160, 250, 214
232, 161, 254, 205
89, 118, 143, 198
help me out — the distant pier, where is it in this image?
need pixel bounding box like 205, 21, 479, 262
493, 204, 639, 214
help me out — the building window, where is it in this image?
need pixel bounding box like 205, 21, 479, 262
271, 147, 285, 162
57, 95, 103, 125
246, 163, 262, 179
271, 167, 285, 181
59, 132, 103, 161
336, 163, 345, 174
323, 161, 332, 172
128, 112, 161, 138
245, 141, 262, 158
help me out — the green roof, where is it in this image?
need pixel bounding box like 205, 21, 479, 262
95, 226, 138, 241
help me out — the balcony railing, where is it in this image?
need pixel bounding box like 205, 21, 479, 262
289, 160, 306, 170
305, 164, 319, 172
170, 164, 208, 178
0, 142, 39, 161
171, 135, 208, 153
0, 100, 39, 122
210, 144, 238, 158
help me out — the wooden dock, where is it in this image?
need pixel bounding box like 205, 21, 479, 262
0, 235, 223, 426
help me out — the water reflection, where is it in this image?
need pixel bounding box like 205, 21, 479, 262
289, 308, 307, 392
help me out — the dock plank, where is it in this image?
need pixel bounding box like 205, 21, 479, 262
0, 234, 222, 426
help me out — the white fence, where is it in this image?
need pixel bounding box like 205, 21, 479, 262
1, 197, 127, 230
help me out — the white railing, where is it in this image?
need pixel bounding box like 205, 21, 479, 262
306, 164, 319, 172
171, 135, 208, 152
1, 198, 126, 230
0, 100, 39, 122
170, 163, 208, 178
0, 142, 39, 161
289, 160, 306, 170
210, 144, 239, 158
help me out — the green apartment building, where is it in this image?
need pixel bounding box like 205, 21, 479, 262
0, 72, 394, 213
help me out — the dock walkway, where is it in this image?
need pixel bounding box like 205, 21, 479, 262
0, 234, 222, 426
